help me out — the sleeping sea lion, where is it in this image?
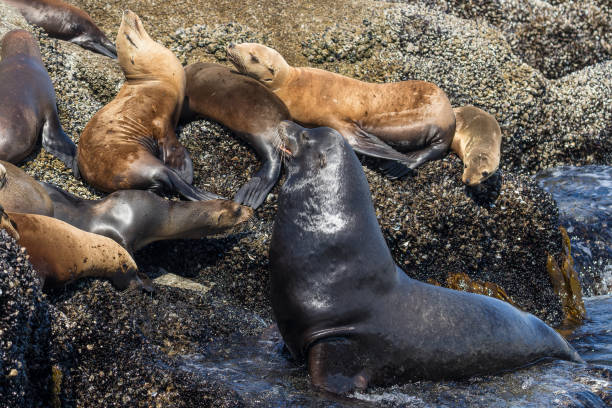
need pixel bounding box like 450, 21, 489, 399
0, 29, 77, 171
183, 62, 291, 208
77, 10, 218, 201
451, 105, 502, 186
269, 121, 583, 394
2, 208, 150, 291
3, 0, 117, 58
227, 42, 455, 178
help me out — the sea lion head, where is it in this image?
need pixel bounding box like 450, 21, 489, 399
208, 199, 253, 232
462, 151, 498, 186
117, 10, 184, 88
68, 9, 117, 59
0, 206, 19, 241
0, 29, 41, 60
226, 43, 290, 90
277, 121, 346, 180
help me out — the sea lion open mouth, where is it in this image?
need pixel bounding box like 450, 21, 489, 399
277, 121, 300, 157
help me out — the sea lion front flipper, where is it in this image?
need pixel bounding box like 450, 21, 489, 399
160, 128, 194, 183
234, 141, 281, 209
308, 338, 370, 395
41, 115, 78, 174
234, 158, 281, 209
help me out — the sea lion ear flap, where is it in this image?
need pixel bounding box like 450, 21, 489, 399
319, 152, 327, 168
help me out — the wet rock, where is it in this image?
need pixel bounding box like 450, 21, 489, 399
0, 230, 51, 408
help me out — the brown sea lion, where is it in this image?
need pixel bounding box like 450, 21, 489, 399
451, 105, 502, 186
41, 183, 253, 253
227, 43, 455, 178
269, 121, 583, 394
0, 160, 53, 216
0, 29, 77, 171
182, 62, 291, 209
77, 11, 218, 201
2, 208, 150, 290
3, 0, 117, 58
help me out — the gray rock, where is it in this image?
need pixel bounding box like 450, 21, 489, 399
0, 230, 51, 408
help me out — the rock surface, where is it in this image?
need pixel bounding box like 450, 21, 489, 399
0, 230, 50, 408
0, 0, 610, 406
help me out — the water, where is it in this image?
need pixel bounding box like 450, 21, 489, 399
536, 165, 612, 295
179, 165, 612, 407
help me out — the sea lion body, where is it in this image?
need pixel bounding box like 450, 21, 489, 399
183, 62, 290, 208
0, 30, 76, 170
227, 43, 455, 178
42, 183, 252, 253
269, 122, 583, 394
77, 11, 217, 201
3, 0, 117, 58
0, 160, 53, 215
451, 105, 502, 186
4, 210, 148, 290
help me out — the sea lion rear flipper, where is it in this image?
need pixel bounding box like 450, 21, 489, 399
308, 338, 370, 395
341, 125, 416, 170
234, 155, 281, 209
41, 116, 78, 174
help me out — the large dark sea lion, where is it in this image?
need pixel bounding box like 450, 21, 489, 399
77, 11, 217, 201
2, 208, 149, 291
227, 43, 455, 178
42, 183, 253, 253
183, 62, 291, 209
3, 0, 117, 58
269, 121, 583, 394
451, 105, 502, 186
0, 160, 53, 215
0, 29, 77, 170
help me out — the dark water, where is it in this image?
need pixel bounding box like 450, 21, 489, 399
179, 165, 612, 407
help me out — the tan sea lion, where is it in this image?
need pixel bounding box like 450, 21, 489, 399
77, 10, 218, 201
227, 43, 455, 178
182, 62, 291, 208
0, 29, 77, 171
3, 0, 117, 58
41, 183, 253, 253
0, 160, 53, 216
451, 105, 502, 186
2, 209, 150, 291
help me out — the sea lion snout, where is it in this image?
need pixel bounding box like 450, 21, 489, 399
277, 121, 301, 156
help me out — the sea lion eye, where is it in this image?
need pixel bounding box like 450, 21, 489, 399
300, 132, 310, 141
250, 55, 259, 63
268, 67, 275, 75
464, 164, 468, 169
